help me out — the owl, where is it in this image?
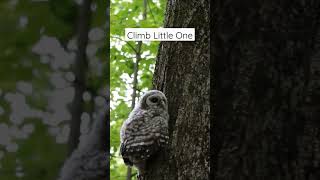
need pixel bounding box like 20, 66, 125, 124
120, 90, 169, 179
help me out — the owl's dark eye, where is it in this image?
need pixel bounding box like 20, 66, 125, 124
149, 97, 159, 103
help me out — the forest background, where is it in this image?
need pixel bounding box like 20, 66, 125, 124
0, 0, 107, 179
110, 0, 165, 179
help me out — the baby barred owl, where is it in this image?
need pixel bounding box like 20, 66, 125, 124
120, 90, 169, 179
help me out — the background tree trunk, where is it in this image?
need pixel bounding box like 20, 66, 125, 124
147, 0, 210, 180
212, 0, 320, 179
68, 0, 92, 155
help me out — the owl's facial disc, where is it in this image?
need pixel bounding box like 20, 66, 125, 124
140, 90, 167, 110
146, 94, 166, 109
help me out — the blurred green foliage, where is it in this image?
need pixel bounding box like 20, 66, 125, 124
110, 0, 166, 179
0, 0, 107, 179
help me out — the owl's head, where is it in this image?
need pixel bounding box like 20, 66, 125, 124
139, 90, 168, 110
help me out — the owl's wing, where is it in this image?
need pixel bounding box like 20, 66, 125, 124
154, 115, 169, 148
120, 115, 165, 163
120, 142, 133, 166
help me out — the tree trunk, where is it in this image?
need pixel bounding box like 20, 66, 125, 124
147, 0, 210, 180
68, 0, 92, 155
212, 1, 320, 179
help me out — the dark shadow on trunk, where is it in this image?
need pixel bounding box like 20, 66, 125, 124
212, 1, 320, 179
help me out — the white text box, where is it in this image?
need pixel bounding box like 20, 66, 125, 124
125, 28, 195, 41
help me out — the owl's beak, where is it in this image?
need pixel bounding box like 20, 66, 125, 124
160, 99, 166, 107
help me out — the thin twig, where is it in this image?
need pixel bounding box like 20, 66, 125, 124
111, 35, 138, 54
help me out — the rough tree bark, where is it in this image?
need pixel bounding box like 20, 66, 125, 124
146, 0, 210, 180
212, 0, 320, 179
